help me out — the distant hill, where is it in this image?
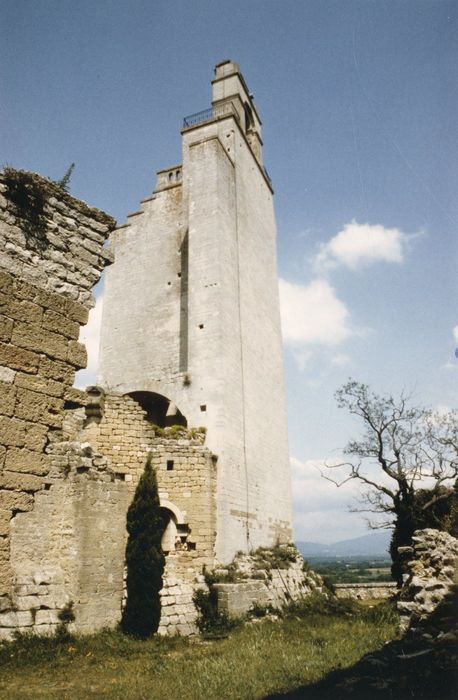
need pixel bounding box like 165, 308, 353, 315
296, 531, 391, 559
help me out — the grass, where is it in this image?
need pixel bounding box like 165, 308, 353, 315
0, 602, 397, 700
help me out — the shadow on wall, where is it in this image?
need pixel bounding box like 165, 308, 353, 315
128, 391, 187, 428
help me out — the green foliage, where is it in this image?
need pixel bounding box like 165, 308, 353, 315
153, 425, 207, 440
203, 563, 243, 585
58, 601, 75, 625
283, 592, 399, 627
193, 588, 240, 636
55, 163, 75, 192
251, 542, 298, 571
121, 455, 166, 639
332, 380, 458, 585
248, 602, 275, 618
311, 557, 393, 584
2, 167, 48, 249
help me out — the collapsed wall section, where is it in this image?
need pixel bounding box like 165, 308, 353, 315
0, 169, 115, 637
77, 393, 217, 634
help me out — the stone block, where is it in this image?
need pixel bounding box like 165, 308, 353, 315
14, 372, 65, 398
0, 509, 11, 537
0, 341, 39, 373
0, 416, 27, 447
12, 321, 68, 361
67, 340, 87, 368
0, 297, 43, 325
0, 490, 34, 512
0, 471, 42, 492
0, 382, 16, 416
0, 609, 33, 627
0, 315, 13, 342
0, 365, 16, 384
4, 448, 49, 475
0, 270, 13, 294
42, 309, 80, 340
39, 356, 75, 384
35, 609, 60, 625
23, 422, 48, 451
14, 388, 63, 427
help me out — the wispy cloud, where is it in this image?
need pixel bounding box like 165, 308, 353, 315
279, 278, 352, 347
453, 326, 458, 344
290, 456, 371, 541
314, 220, 408, 272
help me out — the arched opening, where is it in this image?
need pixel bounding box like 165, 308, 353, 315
159, 507, 191, 554
128, 391, 187, 428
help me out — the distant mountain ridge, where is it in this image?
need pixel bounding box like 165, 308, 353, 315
296, 531, 391, 558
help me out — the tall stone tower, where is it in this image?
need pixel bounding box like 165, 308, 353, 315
98, 61, 292, 562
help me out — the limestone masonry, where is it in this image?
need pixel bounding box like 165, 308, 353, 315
98, 60, 292, 562
0, 62, 304, 639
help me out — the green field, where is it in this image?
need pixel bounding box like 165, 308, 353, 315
0, 602, 397, 700
308, 557, 393, 584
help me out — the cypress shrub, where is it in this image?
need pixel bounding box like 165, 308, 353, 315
121, 455, 166, 638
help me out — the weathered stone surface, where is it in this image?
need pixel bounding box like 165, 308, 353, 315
12, 322, 68, 361
0, 383, 16, 416
0, 471, 43, 491
67, 340, 87, 368
0, 341, 39, 373
0, 491, 34, 512
0, 173, 113, 626
14, 372, 65, 398
98, 62, 292, 564
335, 582, 397, 600
397, 529, 458, 632
0, 315, 13, 341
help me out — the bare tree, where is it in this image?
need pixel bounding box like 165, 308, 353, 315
323, 380, 457, 583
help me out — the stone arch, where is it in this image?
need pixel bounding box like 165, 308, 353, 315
128, 390, 187, 428
159, 499, 190, 554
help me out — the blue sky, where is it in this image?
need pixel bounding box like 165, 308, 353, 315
2, 0, 457, 542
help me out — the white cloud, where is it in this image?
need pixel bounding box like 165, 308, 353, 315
74, 294, 103, 388
279, 278, 352, 347
315, 220, 407, 271
453, 326, 458, 343
290, 456, 372, 542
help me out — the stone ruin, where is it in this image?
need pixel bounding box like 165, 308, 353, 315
397, 528, 458, 633
0, 168, 322, 640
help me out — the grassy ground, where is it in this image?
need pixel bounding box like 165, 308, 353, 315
0, 602, 397, 700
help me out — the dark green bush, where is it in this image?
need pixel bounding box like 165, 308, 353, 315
193, 588, 240, 636
121, 455, 166, 639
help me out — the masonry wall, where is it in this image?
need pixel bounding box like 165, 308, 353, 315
98, 64, 293, 563
0, 169, 115, 638
67, 393, 217, 635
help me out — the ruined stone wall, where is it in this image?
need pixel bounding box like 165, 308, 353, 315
397, 528, 458, 632
334, 582, 397, 600
214, 564, 323, 618
0, 170, 115, 638
69, 392, 217, 635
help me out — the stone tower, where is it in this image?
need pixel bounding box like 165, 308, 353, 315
98, 61, 292, 562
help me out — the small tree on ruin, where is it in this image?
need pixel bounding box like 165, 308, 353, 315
121, 454, 166, 638
324, 380, 458, 584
